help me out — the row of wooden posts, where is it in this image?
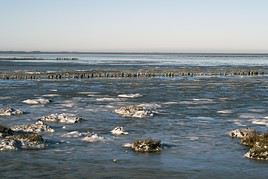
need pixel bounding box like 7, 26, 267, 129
0, 70, 265, 80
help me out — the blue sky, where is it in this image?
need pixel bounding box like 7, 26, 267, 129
0, 0, 268, 52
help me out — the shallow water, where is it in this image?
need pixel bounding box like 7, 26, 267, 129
0, 75, 268, 178
1, 53, 268, 67
1, 54, 268, 178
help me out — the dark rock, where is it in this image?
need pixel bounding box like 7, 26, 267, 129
124, 139, 162, 153
0, 125, 14, 137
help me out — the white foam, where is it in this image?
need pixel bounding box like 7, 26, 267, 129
78, 92, 99, 95
193, 116, 214, 120
111, 127, 128, 135
105, 105, 115, 109
137, 103, 161, 109
118, 93, 142, 98
162, 102, 178, 105
61, 100, 75, 108
233, 121, 246, 127
61, 131, 90, 138
25, 71, 41, 75
251, 119, 268, 126
217, 110, 232, 114
188, 136, 199, 141
42, 94, 60, 97
82, 134, 104, 143
248, 109, 266, 113
193, 98, 213, 102
218, 97, 230, 101
227, 119, 246, 126
123, 143, 133, 148
22, 98, 50, 105
239, 113, 263, 119
179, 101, 196, 105
96, 98, 121, 102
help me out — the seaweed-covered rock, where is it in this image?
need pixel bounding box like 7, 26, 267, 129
0, 107, 24, 116
115, 104, 159, 118
40, 113, 81, 124
111, 127, 128, 135
11, 121, 54, 133
5, 133, 45, 150
244, 133, 268, 160
228, 128, 268, 160
22, 98, 50, 105
228, 128, 256, 138
124, 139, 162, 153
0, 123, 46, 151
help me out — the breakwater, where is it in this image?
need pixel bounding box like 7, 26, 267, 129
0, 67, 266, 80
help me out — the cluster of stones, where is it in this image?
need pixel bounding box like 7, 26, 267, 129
1, 97, 163, 153
0, 103, 84, 151
228, 128, 268, 160
11, 121, 54, 133
39, 113, 81, 124
0, 125, 45, 151
0, 107, 24, 116
114, 104, 159, 118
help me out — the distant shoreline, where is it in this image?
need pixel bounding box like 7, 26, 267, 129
0, 51, 268, 56
0, 57, 79, 61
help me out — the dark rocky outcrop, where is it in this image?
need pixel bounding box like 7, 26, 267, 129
0, 124, 45, 151
124, 139, 162, 153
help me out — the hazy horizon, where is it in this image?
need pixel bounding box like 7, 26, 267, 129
1, 0, 268, 53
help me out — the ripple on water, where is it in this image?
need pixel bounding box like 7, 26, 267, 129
248, 108, 266, 113
217, 110, 233, 114
239, 113, 265, 119
117, 93, 142, 98
96, 98, 122, 102
42, 94, 60, 97
60, 100, 76, 108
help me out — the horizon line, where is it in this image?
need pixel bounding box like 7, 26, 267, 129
1, 50, 268, 55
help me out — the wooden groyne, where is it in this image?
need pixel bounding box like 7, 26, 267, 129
0, 67, 266, 80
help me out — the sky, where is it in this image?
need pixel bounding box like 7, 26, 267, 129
0, 0, 268, 53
